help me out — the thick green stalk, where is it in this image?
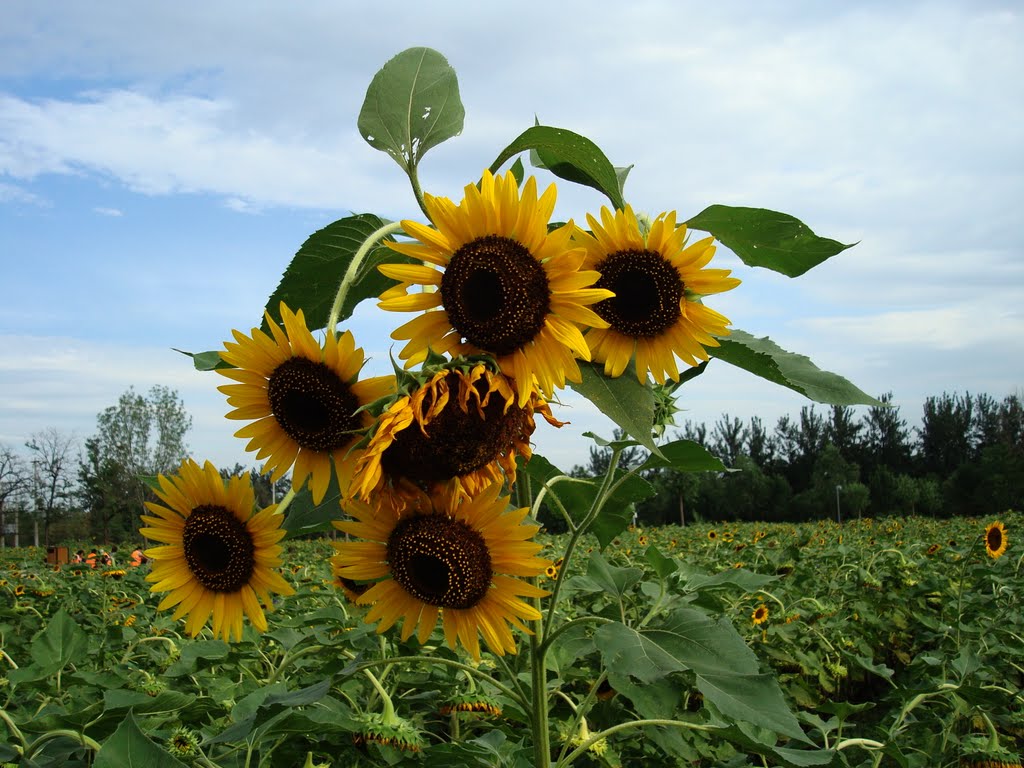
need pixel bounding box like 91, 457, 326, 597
529, 622, 551, 768
326, 220, 405, 331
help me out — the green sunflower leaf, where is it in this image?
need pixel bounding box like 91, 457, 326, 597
638, 438, 731, 473
710, 330, 882, 406
95, 711, 188, 768
174, 348, 232, 371
569, 362, 663, 457
358, 47, 465, 172
262, 213, 410, 331
489, 125, 626, 209
596, 609, 808, 742
685, 205, 855, 277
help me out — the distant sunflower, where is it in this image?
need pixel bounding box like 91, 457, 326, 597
353, 363, 563, 500
378, 169, 613, 406
218, 302, 393, 503
984, 521, 1008, 560
573, 205, 740, 384
751, 604, 770, 626
140, 459, 295, 641
331, 482, 551, 660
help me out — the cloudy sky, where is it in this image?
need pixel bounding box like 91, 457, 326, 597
1, 1, 1021, 473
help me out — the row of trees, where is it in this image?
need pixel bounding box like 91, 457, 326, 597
0, 386, 194, 546
4, 385, 1020, 542
573, 391, 1024, 526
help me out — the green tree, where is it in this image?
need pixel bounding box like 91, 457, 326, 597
861, 392, 912, 475
79, 386, 192, 542
25, 428, 77, 547
0, 446, 29, 548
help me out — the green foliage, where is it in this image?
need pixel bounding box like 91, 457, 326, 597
489, 124, 627, 209
685, 205, 855, 277
357, 47, 465, 174
711, 330, 882, 406
262, 213, 407, 331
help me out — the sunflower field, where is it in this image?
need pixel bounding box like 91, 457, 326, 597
0, 513, 1020, 766
2, 47, 1021, 767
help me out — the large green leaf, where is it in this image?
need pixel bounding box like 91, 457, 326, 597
638, 438, 730, 473
95, 711, 188, 768
568, 362, 661, 456
489, 125, 626, 209
262, 213, 408, 332
597, 609, 807, 742
31, 610, 88, 675
710, 330, 882, 406
685, 205, 854, 277
358, 47, 464, 172
576, 551, 644, 599
281, 475, 342, 539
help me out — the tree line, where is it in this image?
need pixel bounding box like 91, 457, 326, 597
570, 391, 1024, 527
0, 386, 288, 548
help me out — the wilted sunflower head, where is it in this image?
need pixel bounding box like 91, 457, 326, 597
217, 302, 393, 504
378, 169, 613, 407
984, 520, 1008, 559
140, 458, 295, 642
331, 482, 551, 660
573, 204, 740, 384
353, 362, 563, 500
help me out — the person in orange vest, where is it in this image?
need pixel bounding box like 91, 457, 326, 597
129, 547, 148, 567
85, 551, 98, 568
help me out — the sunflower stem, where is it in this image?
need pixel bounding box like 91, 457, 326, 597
274, 487, 296, 516
326, 220, 405, 332
529, 624, 552, 768
407, 164, 431, 221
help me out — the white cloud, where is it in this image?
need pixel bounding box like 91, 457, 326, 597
92, 206, 122, 217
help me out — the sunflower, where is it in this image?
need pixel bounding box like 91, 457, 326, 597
751, 604, 770, 626
984, 521, 1008, 560
140, 458, 295, 642
378, 169, 613, 407
353, 363, 563, 500
573, 205, 740, 384
331, 482, 550, 660
218, 302, 393, 504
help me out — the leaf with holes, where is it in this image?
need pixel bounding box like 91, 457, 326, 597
358, 47, 464, 172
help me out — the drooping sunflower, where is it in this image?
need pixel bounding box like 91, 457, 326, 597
331, 482, 551, 660
352, 363, 563, 501
217, 302, 393, 503
984, 520, 1008, 560
140, 458, 295, 641
378, 169, 613, 407
573, 205, 741, 384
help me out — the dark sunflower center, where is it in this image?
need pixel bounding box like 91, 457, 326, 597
594, 249, 684, 337
387, 515, 492, 609
441, 235, 551, 355
381, 373, 532, 485
987, 527, 1003, 550
267, 357, 361, 452
182, 505, 255, 593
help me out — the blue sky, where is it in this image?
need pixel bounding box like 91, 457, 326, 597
1, 1, 1022, 473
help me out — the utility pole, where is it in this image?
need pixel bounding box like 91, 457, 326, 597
835, 484, 843, 525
